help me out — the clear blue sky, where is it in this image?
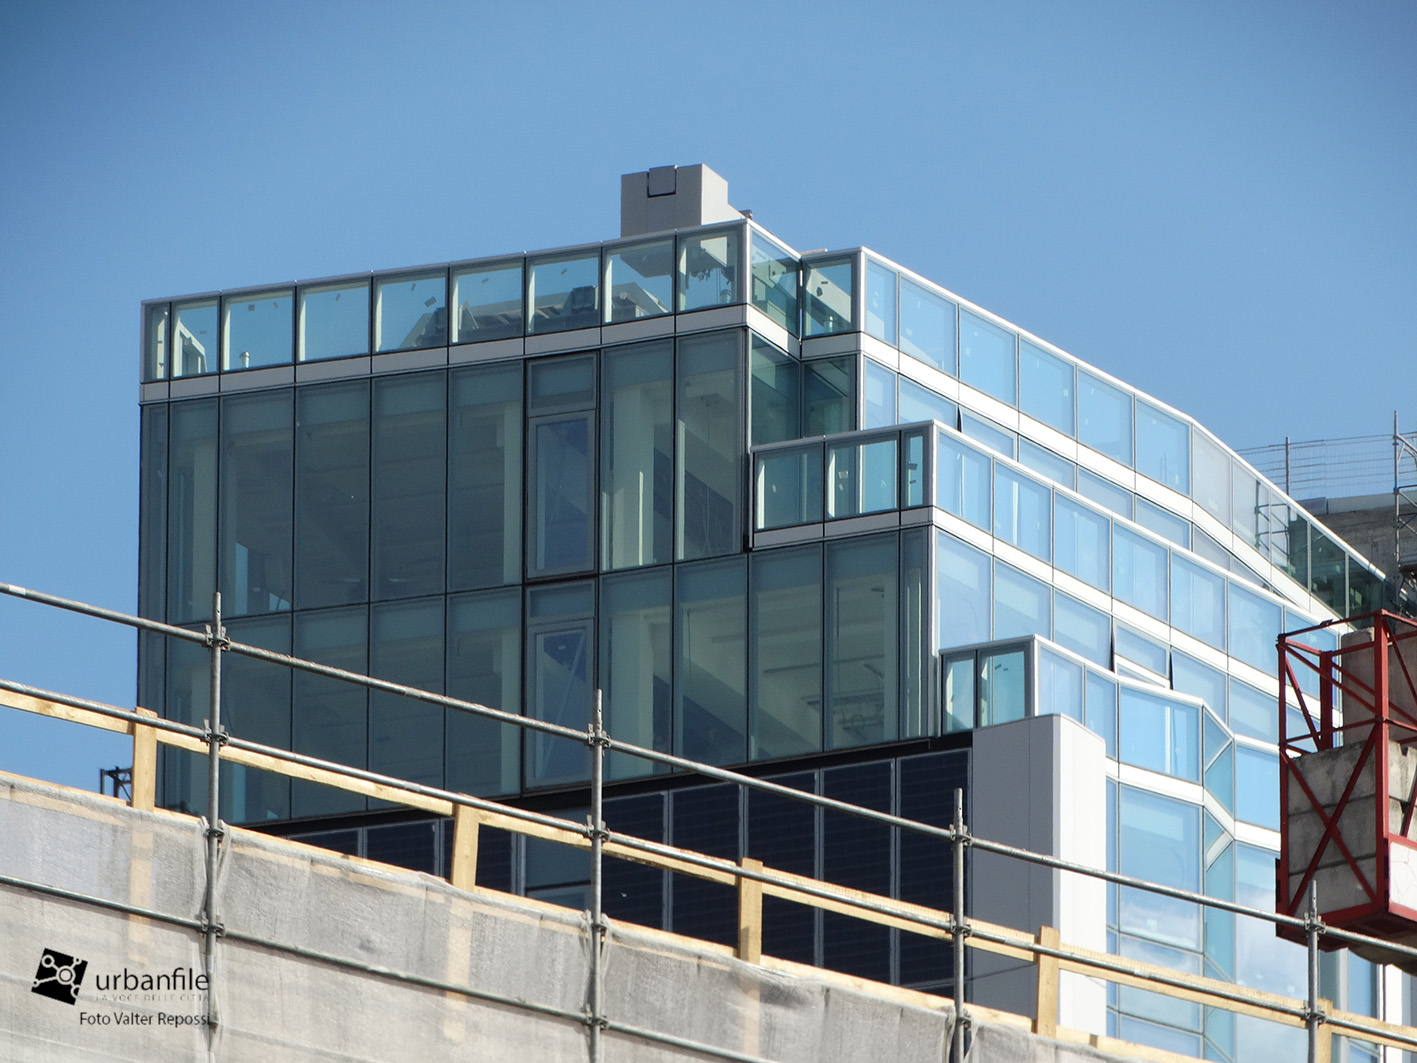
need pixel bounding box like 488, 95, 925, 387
1, 1, 1413, 791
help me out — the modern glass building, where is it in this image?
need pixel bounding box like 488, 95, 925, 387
135, 165, 1407, 1059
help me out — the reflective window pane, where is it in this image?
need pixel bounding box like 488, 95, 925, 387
295, 382, 369, 608
678, 228, 740, 312
826, 536, 897, 748
167, 399, 218, 623
752, 545, 823, 758
1116, 623, 1169, 677
1119, 787, 1200, 947
143, 302, 170, 381
1077, 468, 1133, 520
1171, 556, 1225, 649
601, 569, 672, 780
529, 414, 594, 576
1137, 401, 1190, 493
863, 358, 896, 429
1228, 583, 1281, 673
994, 563, 1049, 640
527, 619, 593, 787
1191, 430, 1231, 526
446, 589, 521, 797
993, 465, 1051, 560
1039, 648, 1084, 721
1055, 496, 1110, 590
173, 298, 217, 376
606, 239, 672, 323
803, 355, 856, 435
677, 332, 742, 560
899, 277, 954, 372
676, 558, 747, 765
864, 259, 896, 343
802, 256, 854, 336
1114, 526, 1168, 619
1019, 339, 1074, 434
220, 392, 293, 617
1086, 672, 1117, 756
1120, 687, 1199, 781
1136, 497, 1190, 549
756, 445, 823, 529
1019, 439, 1074, 489
451, 259, 523, 342
750, 338, 800, 446
1055, 592, 1111, 667
961, 411, 1016, 458
1229, 679, 1277, 743
224, 288, 293, 370
1172, 653, 1227, 718
602, 342, 673, 569
449, 363, 522, 590
960, 310, 1016, 404
749, 232, 797, 333
828, 437, 897, 519
528, 251, 599, 333
369, 598, 444, 787
375, 270, 447, 351
937, 433, 990, 528
372, 374, 446, 599
898, 377, 956, 427
937, 531, 990, 650
980, 648, 1027, 726
1078, 371, 1133, 466
221, 615, 292, 822
299, 279, 369, 362
292, 607, 368, 816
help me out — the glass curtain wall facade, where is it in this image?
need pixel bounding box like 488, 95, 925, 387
139, 210, 1398, 1062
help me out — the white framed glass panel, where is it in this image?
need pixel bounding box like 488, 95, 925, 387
299, 279, 370, 362
943, 654, 975, 732
899, 277, 954, 372
993, 465, 1051, 560
1137, 401, 1190, 493
606, 239, 672, 323
979, 648, 1027, 726
1039, 649, 1084, 721
1191, 430, 1231, 526
1228, 583, 1280, 673
961, 412, 1016, 458
1077, 468, 1133, 520
1228, 679, 1277, 743
863, 358, 896, 429
1055, 593, 1111, 666
865, 259, 896, 343
1019, 339, 1074, 433
528, 251, 599, 334
1078, 371, 1133, 466
375, 270, 447, 352
678, 228, 741, 312
1136, 497, 1190, 548
1086, 672, 1117, 756
1120, 687, 1199, 781
1118, 787, 1200, 948
960, 310, 1016, 404
1172, 653, 1226, 718
1055, 495, 1110, 590
452, 259, 523, 341
936, 531, 990, 649
1116, 623, 1169, 677
749, 232, 797, 332
898, 377, 956, 427
937, 434, 990, 528
828, 437, 897, 519
751, 545, 823, 759
994, 563, 1049, 640
1171, 556, 1225, 649
802, 256, 854, 336
173, 298, 217, 377
1019, 439, 1074, 489
1114, 526, 1168, 619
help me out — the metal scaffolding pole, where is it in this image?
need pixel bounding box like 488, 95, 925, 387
587, 690, 608, 1063
202, 591, 227, 1032
951, 787, 968, 1063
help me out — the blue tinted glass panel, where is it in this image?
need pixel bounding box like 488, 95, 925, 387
937, 532, 990, 650
1055, 593, 1111, 667
173, 299, 217, 376
826, 536, 898, 748
749, 233, 798, 333
526, 617, 593, 788
1171, 556, 1226, 649
1019, 339, 1074, 433
1136, 497, 1190, 548
1039, 648, 1084, 721
369, 598, 444, 787
300, 280, 370, 362
679, 229, 740, 312
449, 363, 522, 591
1205, 741, 1234, 815
864, 259, 896, 343
756, 446, 823, 529
1055, 496, 1110, 590
376, 271, 446, 351
219, 391, 293, 617
529, 252, 599, 333
804, 356, 856, 435
1119, 787, 1200, 947
676, 558, 747, 765
600, 569, 672, 780
994, 563, 1049, 640
937, 434, 990, 528
802, 256, 854, 336
371, 374, 446, 599
993, 465, 1051, 559
1078, 371, 1133, 466
1192, 430, 1231, 526
751, 546, 823, 759
1019, 440, 1074, 489
1228, 584, 1281, 673
1116, 623, 1168, 676
1228, 679, 1277, 743
750, 338, 800, 446
677, 332, 743, 560
961, 412, 1015, 458
1087, 672, 1117, 757
607, 239, 673, 324
446, 589, 521, 797
863, 359, 896, 429
224, 289, 293, 370
1137, 401, 1190, 492
1077, 468, 1133, 520
1172, 653, 1226, 718
451, 260, 523, 341
960, 310, 1016, 404
898, 378, 956, 427
602, 342, 673, 570
1114, 527, 1168, 619
899, 277, 954, 371
529, 415, 593, 576
980, 648, 1027, 725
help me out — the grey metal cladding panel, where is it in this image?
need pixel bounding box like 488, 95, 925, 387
449, 337, 525, 365
140, 382, 169, 403
372, 347, 447, 374
169, 376, 220, 398
296, 356, 371, 383
675, 306, 748, 334
221, 366, 295, 392
602, 317, 676, 346
526, 327, 601, 355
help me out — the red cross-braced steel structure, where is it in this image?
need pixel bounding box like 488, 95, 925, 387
1279, 612, 1417, 964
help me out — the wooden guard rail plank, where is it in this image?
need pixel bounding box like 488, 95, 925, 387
7, 687, 1417, 1054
